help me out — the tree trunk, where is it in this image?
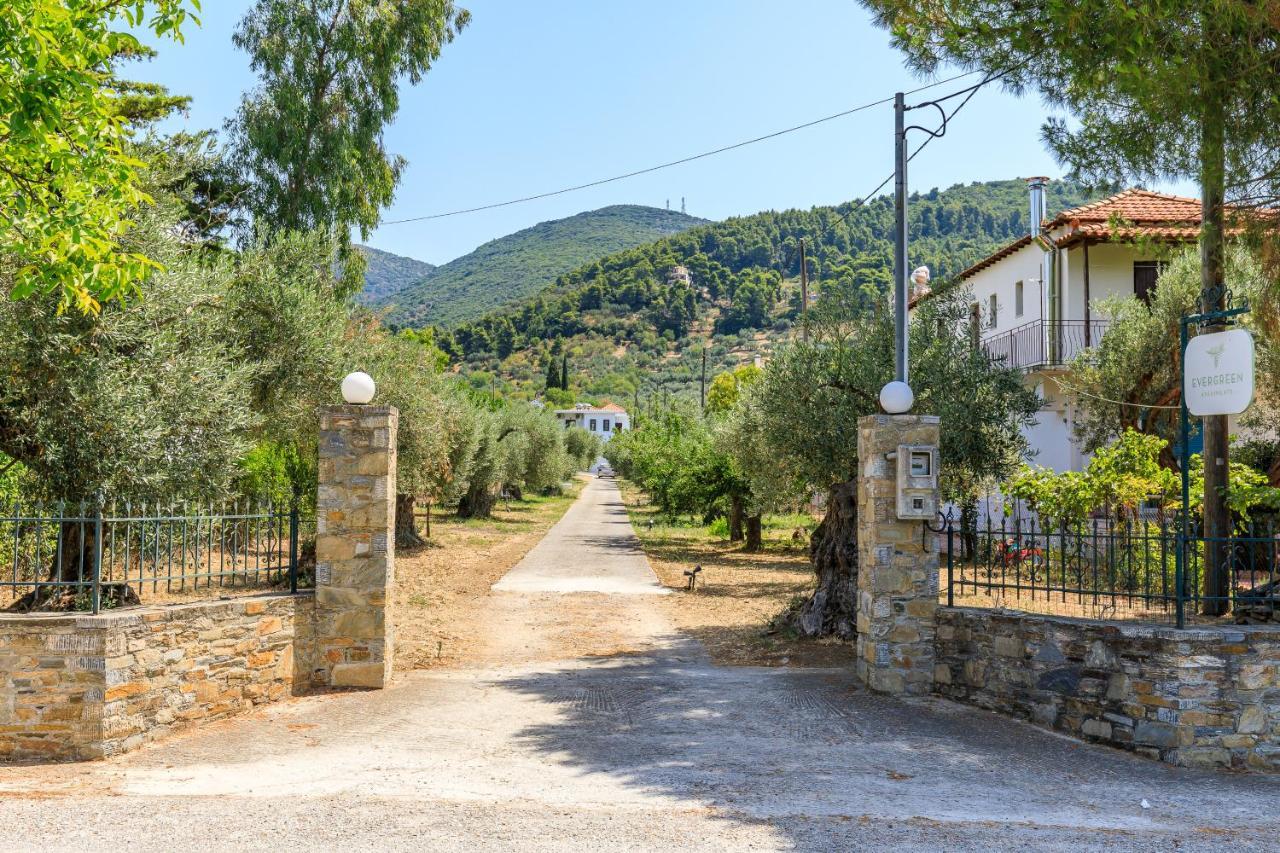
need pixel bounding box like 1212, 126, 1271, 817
1200, 70, 1230, 616
744, 514, 763, 553
7, 519, 139, 612
959, 497, 978, 561
457, 483, 496, 519
729, 495, 744, 542
789, 481, 859, 639
395, 493, 424, 548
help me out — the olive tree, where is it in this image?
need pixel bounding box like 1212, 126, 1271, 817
742, 291, 1038, 638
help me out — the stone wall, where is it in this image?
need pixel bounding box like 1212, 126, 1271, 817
0, 615, 108, 760
935, 607, 1280, 771
0, 593, 314, 761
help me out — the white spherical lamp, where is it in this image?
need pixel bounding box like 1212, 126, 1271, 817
879, 380, 914, 414
341, 371, 376, 405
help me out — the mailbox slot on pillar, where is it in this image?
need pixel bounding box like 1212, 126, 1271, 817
893, 444, 938, 520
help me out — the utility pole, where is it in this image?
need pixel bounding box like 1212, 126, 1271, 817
893, 92, 909, 384
700, 347, 707, 411
799, 238, 809, 343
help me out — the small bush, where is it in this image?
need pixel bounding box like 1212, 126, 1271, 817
708, 517, 730, 539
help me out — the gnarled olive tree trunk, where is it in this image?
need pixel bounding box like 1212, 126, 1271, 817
457, 481, 496, 519
395, 494, 425, 548
743, 514, 763, 553
790, 481, 858, 639
729, 495, 745, 542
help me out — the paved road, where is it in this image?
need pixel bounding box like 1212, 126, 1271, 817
2, 478, 1279, 851
493, 477, 668, 594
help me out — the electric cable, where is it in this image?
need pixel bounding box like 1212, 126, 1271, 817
380, 71, 985, 225
783, 68, 1006, 277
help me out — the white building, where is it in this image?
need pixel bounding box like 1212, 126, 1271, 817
913, 179, 1215, 472
552, 402, 630, 441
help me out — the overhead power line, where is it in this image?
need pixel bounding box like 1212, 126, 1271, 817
380, 71, 985, 225
784, 70, 1005, 272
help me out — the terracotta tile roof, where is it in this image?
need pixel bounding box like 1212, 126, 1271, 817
597, 402, 626, 413
953, 189, 1208, 284
1047, 189, 1204, 228
914, 187, 1269, 305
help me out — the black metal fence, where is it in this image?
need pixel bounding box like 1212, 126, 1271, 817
940, 512, 1280, 626
981, 319, 1110, 370
0, 501, 315, 614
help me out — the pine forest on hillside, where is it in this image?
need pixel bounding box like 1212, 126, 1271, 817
376, 204, 707, 327
433, 178, 1099, 406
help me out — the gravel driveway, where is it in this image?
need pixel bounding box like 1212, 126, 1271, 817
2, 479, 1277, 851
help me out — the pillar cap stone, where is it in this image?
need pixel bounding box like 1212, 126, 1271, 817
320, 404, 399, 416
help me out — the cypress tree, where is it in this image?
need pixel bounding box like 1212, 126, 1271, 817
560, 354, 569, 392
544, 358, 560, 390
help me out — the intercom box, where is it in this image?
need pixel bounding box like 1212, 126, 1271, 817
894, 444, 938, 520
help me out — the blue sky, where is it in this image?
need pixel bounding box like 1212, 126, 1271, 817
133, 1, 1185, 265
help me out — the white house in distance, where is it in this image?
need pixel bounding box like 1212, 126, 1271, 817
912, 179, 1216, 472
553, 402, 630, 441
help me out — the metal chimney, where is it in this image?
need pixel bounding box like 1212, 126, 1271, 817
1026, 177, 1055, 353
1026, 176, 1049, 238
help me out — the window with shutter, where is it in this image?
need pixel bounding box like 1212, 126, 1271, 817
1134, 261, 1160, 305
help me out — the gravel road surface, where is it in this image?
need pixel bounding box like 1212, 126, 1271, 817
2, 479, 1277, 851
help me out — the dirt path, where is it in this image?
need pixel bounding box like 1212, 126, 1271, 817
2, 480, 1280, 851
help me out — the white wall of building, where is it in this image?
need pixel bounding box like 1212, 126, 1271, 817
1063, 242, 1151, 321
553, 406, 630, 441
958, 244, 1044, 333
932, 239, 1174, 476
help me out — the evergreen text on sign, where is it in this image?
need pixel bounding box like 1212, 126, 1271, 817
1184, 327, 1255, 416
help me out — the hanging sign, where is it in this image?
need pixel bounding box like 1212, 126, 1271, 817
1184, 327, 1255, 416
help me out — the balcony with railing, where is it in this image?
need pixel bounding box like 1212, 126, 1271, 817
980, 320, 1110, 371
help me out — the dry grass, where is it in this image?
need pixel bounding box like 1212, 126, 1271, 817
618, 481, 857, 668
393, 479, 584, 671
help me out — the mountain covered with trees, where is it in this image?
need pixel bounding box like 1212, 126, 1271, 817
375, 204, 707, 327
356, 244, 436, 305
432, 178, 1100, 406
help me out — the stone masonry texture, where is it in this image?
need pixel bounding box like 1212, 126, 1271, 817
935, 606, 1280, 772
0, 593, 314, 761
856, 414, 940, 696
315, 404, 398, 689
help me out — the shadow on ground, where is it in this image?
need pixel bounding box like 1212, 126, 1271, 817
493, 646, 1280, 850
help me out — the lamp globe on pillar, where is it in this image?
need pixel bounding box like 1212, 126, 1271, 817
879, 380, 914, 415
341, 371, 376, 405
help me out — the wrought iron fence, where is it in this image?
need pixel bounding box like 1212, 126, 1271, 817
940, 512, 1280, 626
0, 501, 315, 615
980, 319, 1110, 370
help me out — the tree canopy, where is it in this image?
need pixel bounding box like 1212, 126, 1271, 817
229, 0, 468, 279
0, 0, 199, 313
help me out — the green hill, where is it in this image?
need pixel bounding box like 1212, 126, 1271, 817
435, 179, 1103, 404
377, 205, 708, 327
356, 245, 436, 306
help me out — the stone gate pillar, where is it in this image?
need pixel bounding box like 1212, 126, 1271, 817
315, 404, 398, 688
855, 414, 940, 696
